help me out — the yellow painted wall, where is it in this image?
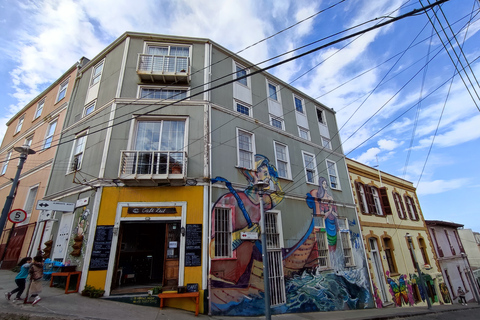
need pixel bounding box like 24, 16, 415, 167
86, 185, 205, 313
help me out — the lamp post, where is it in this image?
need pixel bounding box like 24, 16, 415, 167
405, 233, 432, 309
0, 145, 36, 241
461, 252, 480, 304
254, 179, 271, 320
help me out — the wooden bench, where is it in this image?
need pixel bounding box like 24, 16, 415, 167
158, 292, 200, 316
50, 271, 82, 294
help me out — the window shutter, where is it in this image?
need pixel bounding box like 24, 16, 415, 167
399, 196, 406, 219
410, 197, 419, 220
355, 182, 366, 214
379, 187, 392, 215
365, 185, 375, 214
404, 195, 413, 219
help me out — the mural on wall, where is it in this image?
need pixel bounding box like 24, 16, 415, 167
66, 208, 90, 267
209, 155, 373, 316
386, 273, 414, 307
439, 283, 451, 303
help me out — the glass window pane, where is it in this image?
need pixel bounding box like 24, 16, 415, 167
295, 97, 303, 113
268, 83, 277, 100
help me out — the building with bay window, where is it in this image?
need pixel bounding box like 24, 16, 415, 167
41, 32, 373, 316
346, 158, 448, 308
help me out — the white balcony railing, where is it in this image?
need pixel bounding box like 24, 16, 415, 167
119, 150, 187, 181
137, 54, 190, 82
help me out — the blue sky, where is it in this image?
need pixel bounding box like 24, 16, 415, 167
1, 0, 479, 231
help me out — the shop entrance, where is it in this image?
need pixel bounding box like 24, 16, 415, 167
111, 221, 180, 294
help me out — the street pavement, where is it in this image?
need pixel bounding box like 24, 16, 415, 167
0, 269, 478, 320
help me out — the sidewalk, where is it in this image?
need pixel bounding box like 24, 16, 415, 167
0, 269, 477, 320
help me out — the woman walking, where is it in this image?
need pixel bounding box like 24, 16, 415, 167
5, 257, 32, 301
27, 256, 44, 305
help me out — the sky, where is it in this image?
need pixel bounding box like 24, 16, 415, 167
0, 0, 479, 231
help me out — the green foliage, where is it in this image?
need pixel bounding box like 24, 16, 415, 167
81, 284, 105, 298
152, 286, 162, 294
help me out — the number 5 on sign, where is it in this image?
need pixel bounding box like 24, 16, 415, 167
8, 209, 27, 224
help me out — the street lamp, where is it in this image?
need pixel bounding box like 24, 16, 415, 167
405, 233, 432, 309
0, 145, 36, 241
254, 179, 271, 320
461, 252, 480, 305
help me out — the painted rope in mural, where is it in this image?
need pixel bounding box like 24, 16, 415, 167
209, 155, 373, 316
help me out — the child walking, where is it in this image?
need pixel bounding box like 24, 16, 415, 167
27, 256, 44, 305
5, 257, 32, 301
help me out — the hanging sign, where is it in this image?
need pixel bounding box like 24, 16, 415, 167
127, 207, 177, 214
8, 209, 27, 224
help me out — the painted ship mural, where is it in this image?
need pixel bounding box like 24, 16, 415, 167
209, 155, 373, 316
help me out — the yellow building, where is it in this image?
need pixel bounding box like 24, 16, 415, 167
346, 158, 449, 308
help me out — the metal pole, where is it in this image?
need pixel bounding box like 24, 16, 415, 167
258, 185, 271, 320
406, 234, 432, 309
461, 253, 480, 304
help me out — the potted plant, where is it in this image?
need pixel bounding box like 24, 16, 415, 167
82, 285, 105, 298
152, 286, 162, 294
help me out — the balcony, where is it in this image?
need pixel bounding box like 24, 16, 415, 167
119, 150, 187, 186
137, 54, 190, 83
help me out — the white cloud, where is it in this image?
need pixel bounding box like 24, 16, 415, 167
378, 139, 402, 150
417, 178, 470, 195
353, 147, 380, 165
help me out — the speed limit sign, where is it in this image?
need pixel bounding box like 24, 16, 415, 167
8, 209, 27, 224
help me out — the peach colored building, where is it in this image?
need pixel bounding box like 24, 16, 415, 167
0, 58, 88, 268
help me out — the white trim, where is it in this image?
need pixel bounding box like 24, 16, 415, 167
298, 126, 310, 141
273, 141, 291, 180
233, 61, 250, 88
266, 80, 281, 102
56, 78, 70, 103
137, 85, 190, 100
14, 114, 25, 134
67, 129, 89, 174
115, 37, 130, 98
236, 128, 256, 170
316, 106, 327, 125
43, 118, 58, 149
33, 98, 45, 120
302, 150, 318, 185
293, 95, 305, 114
83, 100, 96, 117
234, 99, 252, 117
99, 103, 117, 178
90, 59, 105, 87
269, 115, 284, 130
326, 159, 341, 190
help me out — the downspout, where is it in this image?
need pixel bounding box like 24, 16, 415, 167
206, 41, 213, 316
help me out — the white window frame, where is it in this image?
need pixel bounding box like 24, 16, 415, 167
90, 60, 104, 86
234, 62, 249, 87
235, 100, 252, 117
83, 101, 96, 117
20, 184, 39, 225
302, 151, 317, 185
1, 150, 12, 175
267, 82, 280, 102
144, 42, 191, 56
357, 183, 369, 213
298, 126, 310, 141
265, 210, 286, 306
294, 95, 305, 114
56, 78, 69, 102
321, 136, 332, 150
273, 141, 291, 179
316, 107, 327, 125
315, 225, 330, 269
24, 136, 33, 147
34, 99, 45, 120
326, 159, 341, 190
15, 115, 24, 134
213, 206, 235, 259
68, 130, 88, 173
269, 115, 284, 130
371, 187, 383, 216
43, 119, 57, 149
338, 218, 355, 267
236, 128, 255, 170
138, 86, 189, 100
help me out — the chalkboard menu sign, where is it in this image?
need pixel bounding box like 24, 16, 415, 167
89, 225, 114, 270
187, 283, 198, 292
185, 224, 202, 267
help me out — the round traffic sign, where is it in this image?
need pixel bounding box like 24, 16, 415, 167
8, 209, 27, 224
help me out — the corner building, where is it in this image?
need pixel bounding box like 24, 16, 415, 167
44, 32, 374, 316
346, 158, 449, 308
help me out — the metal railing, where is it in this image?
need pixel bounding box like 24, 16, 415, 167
137, 54, 189, 74
119, 150, 187, 178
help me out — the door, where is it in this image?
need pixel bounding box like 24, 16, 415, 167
164, 222, 180, 289
370, 238, 389, 302
52, 213, 74, 262
1, 225, 30, 269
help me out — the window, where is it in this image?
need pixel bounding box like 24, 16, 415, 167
418, 237, 430, 265
355, 182, 369, 213
140, 44, 190, 73
445, 269, 454, 298
298, 127, 310, 140
457, 266, 468, 292
84, 101, 96, 117
339, 218, 354, 267
15, 115, 24, 134
404, 195, 419, 220
302, 152, 317, 184
274, 142, 290, 179
383, 237, 398, 274
22, 185, 38, 224
294, 96, 304, 113
316, 108, 326, 125
1, 150, 12, 175
393, 192, 406, 219
43, 120, 57, 149
430, 228, 444, 257
326, 160, 340, 190
265, 211, 286, 306
214, 207, 233, 258
270, 116, 284, 130
140, 87, 188, 100
371, 187, 383, 216
444, 229, 456, 255
268, 83, 279, 101
56, 79, 69, 102
25, 136, 33, 147
235, 64, 248, 86
34, 99, 45, 119
91, 60, 104, 85
453, 230, 465, 253
69, 131, 87, 173
235, 101, 251, 117
237, 129, 255, 169
321, 137, 331, 150
315, 227, 330, 268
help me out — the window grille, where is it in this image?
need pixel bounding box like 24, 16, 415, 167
214, 207, 232, 258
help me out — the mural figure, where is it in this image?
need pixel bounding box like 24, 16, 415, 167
386, 272, 414, 307
439, 283, 451, 303
71, 208, 90, 257
209, 155, 373, 316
